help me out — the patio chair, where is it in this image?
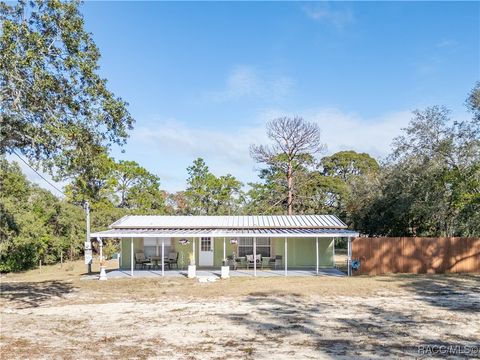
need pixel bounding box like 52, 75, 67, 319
261, 256, 271, 269
135, 252, 150, 269
168, 252, 179, 269
271, 255, 283, 270
226, 255, 237, 270
236, 256, 246, 269
246, 254, 261, 269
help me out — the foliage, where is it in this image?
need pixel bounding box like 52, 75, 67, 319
350, 104, 479, 236
183, 158, 244, 215
110, 160, 166, 211
0, 0, 134, 179
0, 158, 85, 272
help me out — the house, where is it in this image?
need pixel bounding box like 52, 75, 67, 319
90, 215, 359, 277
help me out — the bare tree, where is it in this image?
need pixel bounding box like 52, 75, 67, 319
250, 116, 325, 215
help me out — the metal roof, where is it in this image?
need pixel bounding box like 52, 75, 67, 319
90, 228, 359, 239
109, 215, 347, 229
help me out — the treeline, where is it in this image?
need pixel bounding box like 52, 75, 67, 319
0, 2, 478, 272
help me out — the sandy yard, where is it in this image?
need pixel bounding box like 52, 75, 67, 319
1, 260, 479, 359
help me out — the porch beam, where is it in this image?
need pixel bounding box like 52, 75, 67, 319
284, 237, 288, 276
161, 238, 165, 277
253, 237, 257, 277
316, 237, 319, 275
130, 237, 134, 277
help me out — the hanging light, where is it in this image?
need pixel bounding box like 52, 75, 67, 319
179, 238, 190, 245
230, 238, 238, 244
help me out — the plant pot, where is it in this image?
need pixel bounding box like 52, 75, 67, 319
99, 265, 108, 281
221, 265, 230, 279
187, 265, 196, 278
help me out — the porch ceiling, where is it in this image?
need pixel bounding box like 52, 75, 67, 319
90, 228, 359, 239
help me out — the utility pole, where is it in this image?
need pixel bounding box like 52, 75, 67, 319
84, 201, 92, 273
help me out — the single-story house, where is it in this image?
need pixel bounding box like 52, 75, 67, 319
90, 215, 359, 276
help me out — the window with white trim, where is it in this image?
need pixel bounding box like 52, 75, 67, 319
144, 238, 171, 258
200, 237, 212, 251
238, 237, 271, 257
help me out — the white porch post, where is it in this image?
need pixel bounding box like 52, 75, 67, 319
316, 237, 319, 275
99, 238, 103, 262
253, 237, 257, 277
347, 237, 352, 276
130, 237, 134, 277
161, 238, 165, 277
284, 237, 288, 276
193, 237, 197, 265
333, 237, 336, 268
223, 237, 226, 264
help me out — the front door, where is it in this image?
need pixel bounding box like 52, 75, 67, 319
199, 237, 214, 266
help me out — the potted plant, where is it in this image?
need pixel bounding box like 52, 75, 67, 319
187, 252, 196, 278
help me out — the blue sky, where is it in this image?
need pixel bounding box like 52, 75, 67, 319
21, 1, 480, 193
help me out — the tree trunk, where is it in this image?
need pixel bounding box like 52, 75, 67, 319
287, 161, 293, 215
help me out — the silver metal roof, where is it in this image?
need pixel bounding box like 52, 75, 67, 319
109, 215, 347, 229
90, 228, 359, 239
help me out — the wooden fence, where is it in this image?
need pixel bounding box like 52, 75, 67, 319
351, 237, 480, 275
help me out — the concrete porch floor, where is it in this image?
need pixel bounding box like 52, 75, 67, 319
85, 267, 345, 279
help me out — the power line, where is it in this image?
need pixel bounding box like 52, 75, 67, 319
10, 149, 67, 197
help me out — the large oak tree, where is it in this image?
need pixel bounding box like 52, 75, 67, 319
0, 0, 134, 179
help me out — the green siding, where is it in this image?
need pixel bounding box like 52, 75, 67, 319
120, 236, 334, 269
273, 237, 334, 267
213, 237, 235, 266
120, 238, 144, 269
174, 238, 193, 269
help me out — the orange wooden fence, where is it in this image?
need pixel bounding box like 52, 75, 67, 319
351, 237, 480, 275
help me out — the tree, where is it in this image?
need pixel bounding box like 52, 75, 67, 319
350, 103, 479, 237
110, 160, 165, 210
320, 150, 379, 180
317, 151, 379, 218
466, 81, 480, 123
250, 116, 325, 215
0, 158, 85, 272
245, 167, 288, 215
63, 146, 116, 205
0, 0, 134, 179
184, 158, 243, 215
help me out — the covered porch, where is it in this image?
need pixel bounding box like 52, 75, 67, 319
91, 231, 358, 278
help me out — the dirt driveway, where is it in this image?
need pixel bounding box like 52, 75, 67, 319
1, 262, 479, 359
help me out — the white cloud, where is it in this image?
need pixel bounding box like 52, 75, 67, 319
436, 39, 458, 48
303, 3, 354, 30
204, 65, 294, 102
131, 109, 413, 191
11, 109, 413, 194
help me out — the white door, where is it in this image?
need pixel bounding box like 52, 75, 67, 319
199, 237, 214, 266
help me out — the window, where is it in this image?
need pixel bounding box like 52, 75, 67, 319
238, 237, 270, 257
201, 237, 212, 251
144, 238, 171, 258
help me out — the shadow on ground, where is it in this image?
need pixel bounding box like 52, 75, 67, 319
381, 274, 480, 312
222, 285, 480, 359
0, 280, 76, 309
